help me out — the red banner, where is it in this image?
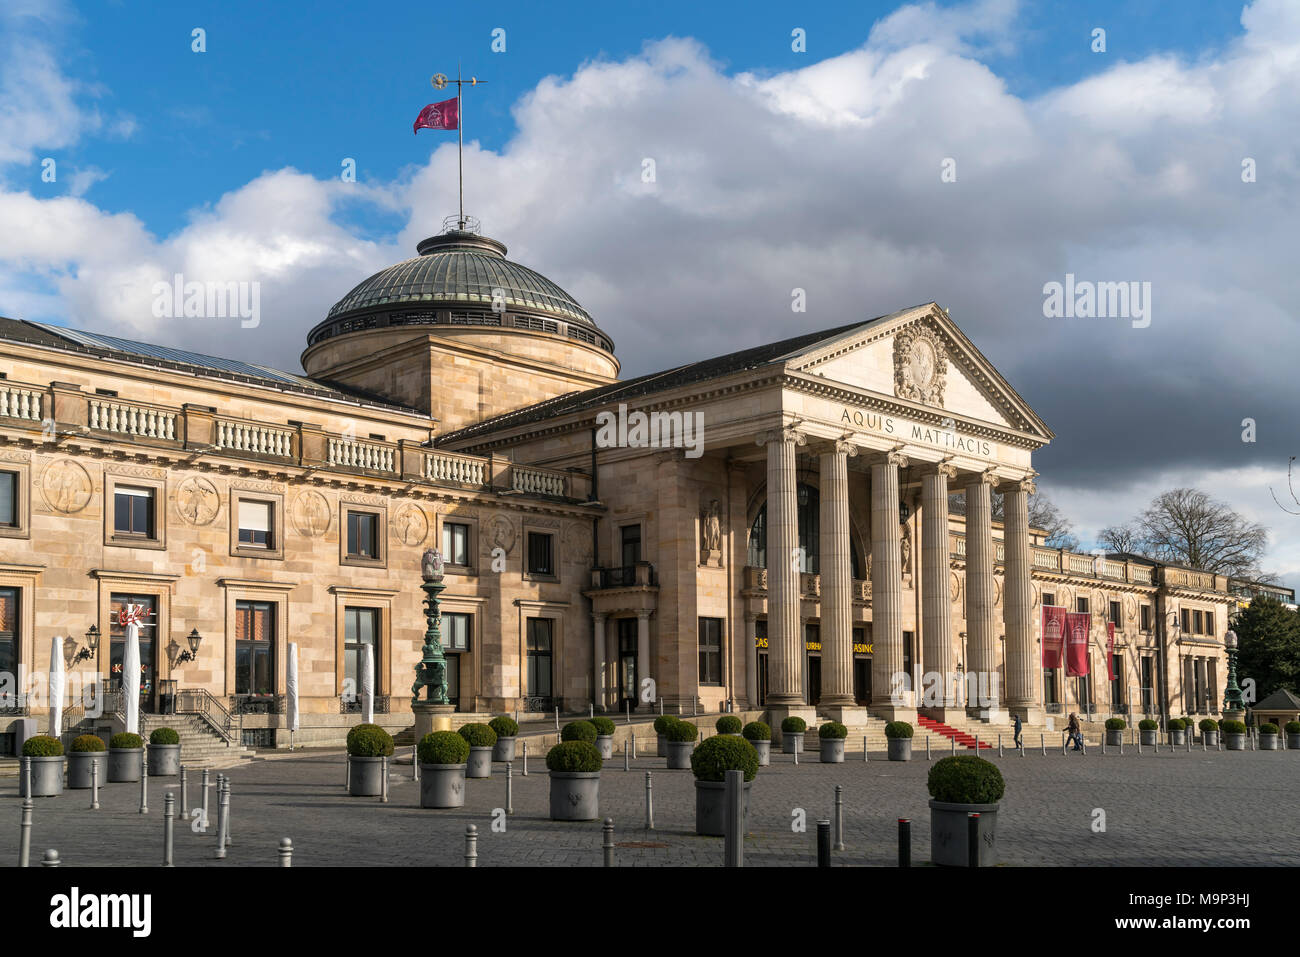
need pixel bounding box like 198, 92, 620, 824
413, 97, 459, 133
1106, 622, 1116, 680
1065, 612, 1091, 676
1041, 605, 1066, 668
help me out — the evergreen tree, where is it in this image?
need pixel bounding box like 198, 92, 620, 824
1231, 596, 1300, 699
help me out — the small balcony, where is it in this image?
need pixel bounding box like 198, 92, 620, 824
340, 694, 391, 715
231, 693, 284, 715
590, 563, 657, 589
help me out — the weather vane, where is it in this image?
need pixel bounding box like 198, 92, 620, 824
414, 63, 487, 231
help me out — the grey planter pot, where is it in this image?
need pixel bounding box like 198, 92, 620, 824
667, 740, 694, 770
1203, 731, 1219, 748
22, 756, 64, 797
467, 746, 494, 778
148, 743, 180, 776
108, 748, 143, 783
492, 736, 516, 762
349, 755, 385, 796
749, 739, 771, 766
1225, 733, 1246, 751
596, 735, 614, 760
930, 799, 999, 867
1170, 730, 1186, 746
419, 763, 467, 808
549, 770, 600, 821
67, 751, 106, 789
782, 731, 804, 754
1287, 733, 1300, 750
820, 738, 846, 763
1105, 730, 1124, 746
657, 733, 667, 757
1139, 730, 1158, 746
888, 738, 912, 761
694, 779, 752, 836
1259, 734, 1278, 751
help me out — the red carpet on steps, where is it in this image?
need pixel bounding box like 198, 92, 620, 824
916, 715, 993, 749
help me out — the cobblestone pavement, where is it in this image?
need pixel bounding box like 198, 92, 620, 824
2, 745, 1296, 867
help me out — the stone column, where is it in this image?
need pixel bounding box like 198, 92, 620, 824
920, 463, 958, 720
964, 470, 1000, 718
636, 611, 652, 712
1002, 478, 1041, 722
820, 442, 862, 722
592, 614, 607, 712
744, 613, 758, 708
870, 450, 914, 719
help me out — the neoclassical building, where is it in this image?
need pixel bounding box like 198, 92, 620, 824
0, 225, 1235, 750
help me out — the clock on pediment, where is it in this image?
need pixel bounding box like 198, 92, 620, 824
893, 325, 948, 407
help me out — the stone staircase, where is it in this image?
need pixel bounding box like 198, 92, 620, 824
66, 712, 254, 769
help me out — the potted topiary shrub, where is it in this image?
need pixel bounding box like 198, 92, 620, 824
148, 727, 181, 776
1199, 718, 1219, 747
108, 732, 144, 783
665, 719, 698, 769
715, 715, 742, 736
927, 755, 1006, 867
1221, 719, 1247, 750
691, 734, 759, 836
547, 741, 602, 821
742, 721, 771, 766
781, 716, 807, 754
561, 720, 598, 745
490, 715, 519, 762
458, 723, 498, 778
819, 721, 848, 763
1138, 719, 1159, 747
1104, 718, 1125, 746
1168, 718, 1186, 746
418, 731, 470, 808
347, 723, 395, 795
1286, 720, 1300, 751
67, 734, 106, 789
885, 721, 914, 761
589, 716, 617, 759
1258, 722, 1279, 750
654, 715, 675, 756
20, 735, 64, 798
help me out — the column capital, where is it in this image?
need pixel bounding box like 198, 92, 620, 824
921, 460, 958, 480
867, 446, 909, 469
592, 612, 607, 625
756, 425, 807, 448
635, 609, 653, 622
963, 466, 1001, 489
1001, 476, 1037, 495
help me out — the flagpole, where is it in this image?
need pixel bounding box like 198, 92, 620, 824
457, 61, 464, 230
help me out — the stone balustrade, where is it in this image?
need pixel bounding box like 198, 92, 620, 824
0, 381, 42, 421
511, 464, 567, 496
89, 397, 177, 440
216, 419, 294, 457
425, 450, 487, 486
327, 437, 396, 473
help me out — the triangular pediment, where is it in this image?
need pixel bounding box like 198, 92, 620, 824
780, 303, 1052, 440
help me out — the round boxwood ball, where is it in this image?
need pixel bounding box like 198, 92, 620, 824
927, 755, 1006, 804
347, 723, 395, 757
72, 734, 106, 753
1220, 719, 1247, 734
1104, 718, 1125, 731
715, 716, 742, 735
418, 730, 470, 766
780, 716, 807, 734
458, 723, 498, 748
665, 720, 700, 743
741, 721, 771, 742
690, 734, 759, 782
1286, 721, 1300, 735
561, 720, 598, 744
884, 721, 914, 739
22, 735, 63, 757
489, 715, 519, 738
1259, 723, 1279, 735
546, 741, 603, 773
1166, 718, 1183, 731
150, 727, 180, 746
1199, 719, 1219, 733
653, 715, 677, 734
110, 732, 143, 750
818, 721, 848, 740
1138, 719, 1159, 731
589, 716, 617, 737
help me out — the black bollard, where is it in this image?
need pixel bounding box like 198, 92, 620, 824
163, 793, 175, 867
897, 819, 911, 868
967, 813, 980, 868
817, 820, 831, 867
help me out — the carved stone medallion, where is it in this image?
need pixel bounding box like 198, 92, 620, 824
893, 325, 948, 406
40, 459, 92, 513
393, 503, 428, 547
488, 515, 516, 555
291, 489, 331, 538
176, 476, 219, 526
565, 521, 592, 566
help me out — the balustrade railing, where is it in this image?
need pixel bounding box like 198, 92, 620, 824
216, 419, 293, 457
89, 398, 177, 440
511, 465, 566, 496
340, 694, 391, 714
425, 450, 487, 486
327, 437, 396, 473
0, 383, 41, 421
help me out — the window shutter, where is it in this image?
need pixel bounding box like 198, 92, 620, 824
239, 501, 270, 532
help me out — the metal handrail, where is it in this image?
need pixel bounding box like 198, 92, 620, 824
340, 694, 391, 715
175, 688, 236, 743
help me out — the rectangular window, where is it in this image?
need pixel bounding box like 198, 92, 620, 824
620, 524, 642, 568
1140, 604, 1151, 632
0, 472, 15, 527
235, 600, 275, 696
527, 531, 554, 576
238, 500, 273, 548
1193, 609, 1203, 634
1042, 592, 1055, 607
1110, 655, 1124, 709
1181, 608, 1191, 634
109, 593, 156, 711
1075, 596, 1089, 614
0, 587, 17, 704
698, 617, 723, 685
1044, 668, 1059, 707
343, 607, 379, 698
526, 618, 552, 699
443, 612, 471, 651
1109, 601, 1121, 626
442, 522, 470, 566
1204, 608, 1215, 636
1140, 657, 1154, 713
114, 486, 155, 537
346, 511, 378, 559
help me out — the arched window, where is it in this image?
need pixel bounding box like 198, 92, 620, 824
747, 483, 863, 578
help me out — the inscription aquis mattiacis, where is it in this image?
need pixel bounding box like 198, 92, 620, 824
839, 408, 993, 458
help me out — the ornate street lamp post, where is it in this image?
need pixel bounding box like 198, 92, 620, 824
1222, 629, 1245, 720
411, 548, 449, 705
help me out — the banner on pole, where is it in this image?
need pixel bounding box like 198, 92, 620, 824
1065, 612, 1091, 677
1106, 621, 1116, 680
1041, 605, 1067, 668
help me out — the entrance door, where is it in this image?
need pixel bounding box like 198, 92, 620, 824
854, 658, 872, 705
445, 655, 461, 711
110, 593, 157, 714
617, 618, 638, 713
902, 630, 915, 697
757, 653, 769, 706
807, 655, 822, 706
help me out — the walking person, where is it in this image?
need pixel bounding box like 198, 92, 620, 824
1013, 713, 1023, 752
1067, 712, 1083, 751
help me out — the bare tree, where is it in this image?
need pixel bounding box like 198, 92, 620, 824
991, 488, 1079, 550
1129, 487, 1268, 578
1098, 523, 1142, 554
1270, 456, 1300, 515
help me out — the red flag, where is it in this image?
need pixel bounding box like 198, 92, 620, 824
1065, 612, 1091, 676
1041, 605, 1066, 668
414, 97, 459, 133
1106, 622, 1116, 680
